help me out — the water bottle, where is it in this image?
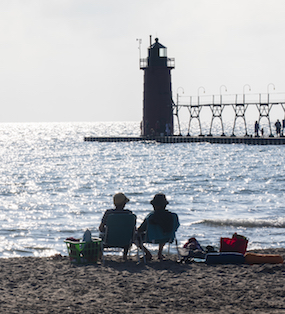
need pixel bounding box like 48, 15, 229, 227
83, 229, 92, 242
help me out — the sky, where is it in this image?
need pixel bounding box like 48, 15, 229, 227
1, 0, 285, 123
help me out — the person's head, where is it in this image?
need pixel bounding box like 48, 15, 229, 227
150, 193, 169, 210
113, 193, 129, 209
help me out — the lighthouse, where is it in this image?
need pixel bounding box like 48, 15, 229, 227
140, 37, 175, 137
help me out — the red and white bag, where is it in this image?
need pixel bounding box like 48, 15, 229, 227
220, 233, 248, 255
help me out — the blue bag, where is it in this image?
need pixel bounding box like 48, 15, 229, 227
206, 252, 245, 264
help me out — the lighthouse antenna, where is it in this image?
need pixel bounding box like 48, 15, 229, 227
136, 38, 142, 60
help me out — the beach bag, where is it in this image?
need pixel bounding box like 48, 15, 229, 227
220, 233, 248, 255
178, 238, 206, 263
183, 237, 203, 250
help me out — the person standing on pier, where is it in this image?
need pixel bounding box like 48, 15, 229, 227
254, 121, 259, 137
275, 119, 281, 137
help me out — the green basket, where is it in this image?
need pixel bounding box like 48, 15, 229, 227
64, 237, 102, 264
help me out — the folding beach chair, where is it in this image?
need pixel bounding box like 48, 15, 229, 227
101, 213, 139, 264
140, 212, 180, 262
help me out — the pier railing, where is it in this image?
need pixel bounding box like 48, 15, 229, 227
176, 93, 285, 106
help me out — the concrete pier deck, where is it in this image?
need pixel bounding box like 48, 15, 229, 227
84, 136, 285, 145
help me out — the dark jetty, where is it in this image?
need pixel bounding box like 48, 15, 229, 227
84, 136, 285, 145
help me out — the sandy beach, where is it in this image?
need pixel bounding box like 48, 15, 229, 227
0, 248, 284, 313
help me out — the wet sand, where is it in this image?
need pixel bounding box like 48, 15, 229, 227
0, 248, 284, 313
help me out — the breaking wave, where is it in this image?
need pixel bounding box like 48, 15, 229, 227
195, 218, 285, 228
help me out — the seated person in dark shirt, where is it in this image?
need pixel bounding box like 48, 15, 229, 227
99, 192, 133, 260
138, 193, 179, 260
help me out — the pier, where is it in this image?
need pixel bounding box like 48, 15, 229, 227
84, 92, 285, 145
84, 135, 285, 145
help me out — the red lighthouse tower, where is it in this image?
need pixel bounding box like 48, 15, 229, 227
140, 37, 175, 137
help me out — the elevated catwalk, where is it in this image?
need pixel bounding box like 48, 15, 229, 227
174, 92, 285, 137
84, 136, 285, 145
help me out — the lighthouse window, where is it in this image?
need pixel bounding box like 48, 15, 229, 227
159, 48, 167, 57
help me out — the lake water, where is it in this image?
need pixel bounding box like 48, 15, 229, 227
0, 121, 284, 257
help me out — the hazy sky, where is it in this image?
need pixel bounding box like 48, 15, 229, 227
1, 0, 285, 122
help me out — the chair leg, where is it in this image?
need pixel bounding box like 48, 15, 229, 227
135, 243, 139, 263
175, 238, 181, 260
136, 235, 146, 263
101, 242, 105, 265
123, 247, 128, 261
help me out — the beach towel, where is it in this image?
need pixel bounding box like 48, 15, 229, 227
245, 252, 284, 264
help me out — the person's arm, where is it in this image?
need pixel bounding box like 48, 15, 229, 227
137, 218, 147, 234
99, 222, 105, 232
99, 210, 110, 232
173, 213, 180, 231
